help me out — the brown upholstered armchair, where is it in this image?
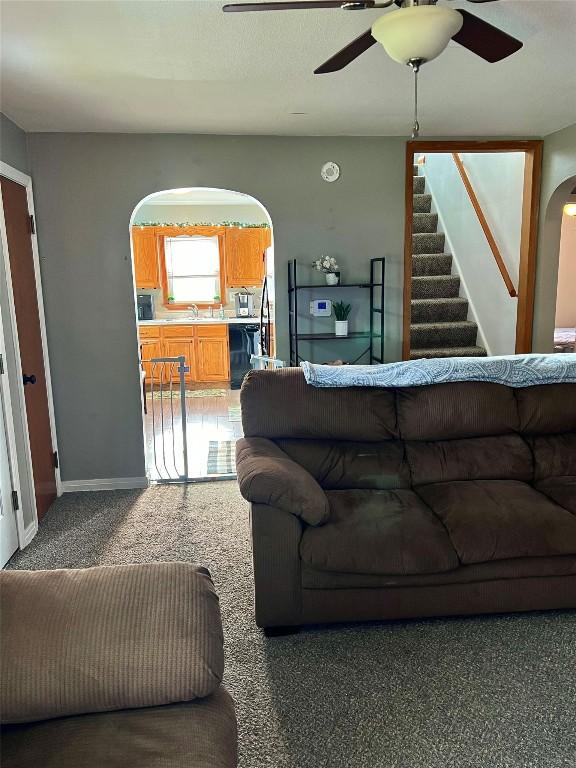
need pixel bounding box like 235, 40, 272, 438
1, 563, 237, 767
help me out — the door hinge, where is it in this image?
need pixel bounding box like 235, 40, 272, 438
53, 450, 59, 469
11, 490, 19, 511
29, 214, 36, 235
0, 354, 4, 375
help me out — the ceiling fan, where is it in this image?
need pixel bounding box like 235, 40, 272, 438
222, 0, 523, 136
222, 0, 523, 75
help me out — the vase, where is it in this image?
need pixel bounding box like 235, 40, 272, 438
325, 272, 339, 286
335, 320, 348, 337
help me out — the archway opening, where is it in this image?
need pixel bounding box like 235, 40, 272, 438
553, 180, 576, 353
129, 187, 274, 482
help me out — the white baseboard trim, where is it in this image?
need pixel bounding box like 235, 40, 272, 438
61, 477, 150, 493
21, 520, 39, 549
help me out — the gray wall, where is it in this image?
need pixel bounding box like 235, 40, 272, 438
533, 123, 576, 352
0, 113, 29, 174
26, 128, 572, 483
27, 133, 406, 482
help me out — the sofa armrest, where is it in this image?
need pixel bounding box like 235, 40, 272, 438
1, 563, 224, 724
236, 437, 330, 526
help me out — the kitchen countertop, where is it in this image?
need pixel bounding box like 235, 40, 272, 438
138, 317, 259, 326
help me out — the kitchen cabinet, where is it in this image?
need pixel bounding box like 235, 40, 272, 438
139, 323, 229, 384
140, 335, 164, 382
163, 340, 194, 382
132, 227, 160, 289
194, 325, 230, 382
162, 325, 195, 382
225, 227, 267, 288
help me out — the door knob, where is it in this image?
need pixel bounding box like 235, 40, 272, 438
23, 374, 37, 386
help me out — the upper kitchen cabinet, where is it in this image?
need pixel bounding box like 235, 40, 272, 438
132, 226, 160, 289
225, 227, 269, 287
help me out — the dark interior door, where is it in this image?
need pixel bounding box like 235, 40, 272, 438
1, 176, 56, 521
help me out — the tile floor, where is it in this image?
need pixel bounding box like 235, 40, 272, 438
143, 385, 242, 481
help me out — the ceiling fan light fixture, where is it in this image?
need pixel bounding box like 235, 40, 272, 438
371, 5, 463, 65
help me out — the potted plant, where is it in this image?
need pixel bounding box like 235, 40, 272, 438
333, 301, 351, 337
312, 256, 340, 285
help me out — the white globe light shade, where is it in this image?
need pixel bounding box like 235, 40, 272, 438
371, 5, 464, 65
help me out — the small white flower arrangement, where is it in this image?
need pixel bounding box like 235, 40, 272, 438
312, 255, 339, 274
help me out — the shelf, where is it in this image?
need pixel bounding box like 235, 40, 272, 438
289, 283, 382, 292
293, 331, 380, 341
288, 257, 385, 366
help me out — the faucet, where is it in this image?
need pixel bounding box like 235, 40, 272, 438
188, 304, 199, 319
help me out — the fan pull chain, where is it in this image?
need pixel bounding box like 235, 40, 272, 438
411, 60, 420, 139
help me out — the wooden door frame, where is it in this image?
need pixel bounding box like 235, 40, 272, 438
0, 161, 62, 547
403, 140, 543, 360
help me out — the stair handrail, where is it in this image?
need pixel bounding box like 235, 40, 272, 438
451, 153, 517, 298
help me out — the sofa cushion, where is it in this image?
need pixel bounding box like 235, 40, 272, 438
535, 478, 576, 514
406, 435, 533, 486
417, 480, 576, 565
276, 439, 411, 490
1, 563, 224, 724
516, 383, 576, 435
396, 382, 519, 440
1, 686, 237, 768
241, 368, 398, 441
530, 433, 576, 481
300, 489, 459, 575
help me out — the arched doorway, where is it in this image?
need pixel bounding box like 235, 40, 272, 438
553, 179, 576, 352
129, 188, 274, 482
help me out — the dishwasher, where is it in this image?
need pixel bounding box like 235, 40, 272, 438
229, 324, 260, 390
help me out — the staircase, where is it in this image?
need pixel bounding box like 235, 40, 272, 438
411, 165, 487, 360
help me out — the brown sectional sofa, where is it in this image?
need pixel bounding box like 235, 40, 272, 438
1, 563, 237, 768
236, 368, 576, 629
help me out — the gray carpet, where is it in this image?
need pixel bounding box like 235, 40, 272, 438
7, 484, 576, 768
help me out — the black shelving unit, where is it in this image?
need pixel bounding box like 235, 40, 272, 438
288, 258, 385, 366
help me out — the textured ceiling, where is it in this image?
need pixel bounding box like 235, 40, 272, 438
1, 0, 575, 136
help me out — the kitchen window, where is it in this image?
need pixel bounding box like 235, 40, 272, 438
162, 234, 225, 307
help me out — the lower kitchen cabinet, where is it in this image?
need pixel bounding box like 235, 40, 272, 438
195, 336, 230, 382
139, 324, 230, 384
140, 337, 164, 382
163, 339, 194, 382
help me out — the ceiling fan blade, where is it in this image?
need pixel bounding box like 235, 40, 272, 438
314, 28, 376, 74
452, 9, 523, 62
223, 1, 344, 11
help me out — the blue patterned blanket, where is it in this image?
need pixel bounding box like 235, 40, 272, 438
300, 354, 576, 388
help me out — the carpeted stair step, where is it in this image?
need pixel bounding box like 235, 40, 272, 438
410, 345, 488, 360
412, 232, 445, 254
410, 321, 479, 349
414, 176, 425, 194
411, 297, 469, 323
412, 254, 453, 276
413, 213, 438, 234
412, 275, 460, 299
413, 193, 432, 213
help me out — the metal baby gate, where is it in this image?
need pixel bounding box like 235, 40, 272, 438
147, 356, 189, 482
